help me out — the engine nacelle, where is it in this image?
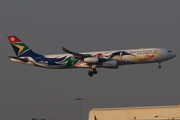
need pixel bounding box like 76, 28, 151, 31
84, 57, 99, 63
102, 60, 118, 68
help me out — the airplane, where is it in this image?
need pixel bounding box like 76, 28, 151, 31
7, 36, 176, 77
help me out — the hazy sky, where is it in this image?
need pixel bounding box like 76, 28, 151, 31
0, 1, 180, 120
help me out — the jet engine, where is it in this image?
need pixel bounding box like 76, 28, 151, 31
102, 60, 118, 68
84, 57, 99, 63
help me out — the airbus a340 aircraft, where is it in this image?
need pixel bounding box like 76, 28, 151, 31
8, 36, 176, 77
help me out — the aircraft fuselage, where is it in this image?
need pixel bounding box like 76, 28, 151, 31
8, 36, 176, 77
11, 48, 176, 69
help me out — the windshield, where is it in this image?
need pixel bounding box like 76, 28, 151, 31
168, 50, 172, 53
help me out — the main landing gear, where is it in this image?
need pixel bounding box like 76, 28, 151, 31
158, 62, 161, 69
88, 65, 98, 77
88, 68, 97, 77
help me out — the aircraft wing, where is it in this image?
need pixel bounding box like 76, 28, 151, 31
62, 47, 109, 62
62, 47, 92, 59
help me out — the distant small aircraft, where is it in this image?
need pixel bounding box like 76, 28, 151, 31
7, 36, 176, 77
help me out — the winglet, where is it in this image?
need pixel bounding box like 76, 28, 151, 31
62, 47, 70, 53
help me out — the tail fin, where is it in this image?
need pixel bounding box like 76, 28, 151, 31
7, 36, 40, 57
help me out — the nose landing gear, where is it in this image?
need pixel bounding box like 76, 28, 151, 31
158, 62, 161, 69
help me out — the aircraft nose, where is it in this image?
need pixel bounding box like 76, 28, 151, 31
172, 52, 177, 58
166, 50, 176, 59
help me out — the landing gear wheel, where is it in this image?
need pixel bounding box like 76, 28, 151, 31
158, 65, 161, 69
93, 68, 97, 74
88, 71, 93, 77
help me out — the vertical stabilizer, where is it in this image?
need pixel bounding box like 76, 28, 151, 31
7, 36, 40, 57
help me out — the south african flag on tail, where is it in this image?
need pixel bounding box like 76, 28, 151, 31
7, 36, 41, 57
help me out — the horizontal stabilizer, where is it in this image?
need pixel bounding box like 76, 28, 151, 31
9, 56, 29, 63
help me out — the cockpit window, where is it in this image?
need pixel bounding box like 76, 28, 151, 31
168, 50, 172, 53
